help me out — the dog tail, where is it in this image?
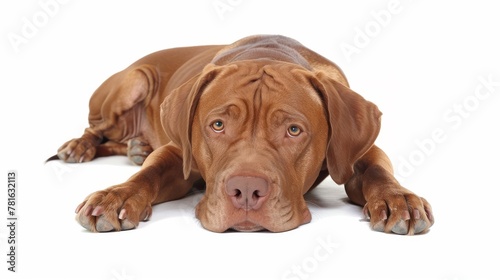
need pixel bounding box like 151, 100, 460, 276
45, 154, 60, 163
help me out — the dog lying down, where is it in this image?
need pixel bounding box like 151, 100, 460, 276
50, 35, 433, 234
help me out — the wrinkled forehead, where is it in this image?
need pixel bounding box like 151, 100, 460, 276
200, 61, 324, 107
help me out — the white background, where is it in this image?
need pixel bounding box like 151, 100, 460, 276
1, 0, 500, 279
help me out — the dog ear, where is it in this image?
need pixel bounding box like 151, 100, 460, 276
161, 64, 220, 179
308, 71, 382, 184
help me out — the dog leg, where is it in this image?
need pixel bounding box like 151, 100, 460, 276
344, 145, 434, 235
57, 64, 159, 164
75, 144, 199, 232
95, 141, 128, 157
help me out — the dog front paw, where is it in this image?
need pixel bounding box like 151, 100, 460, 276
363, 190, 434, 235
75, 183, 152, 232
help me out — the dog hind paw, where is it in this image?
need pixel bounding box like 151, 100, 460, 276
57, 138, 97, 163
127, 138, 153, 165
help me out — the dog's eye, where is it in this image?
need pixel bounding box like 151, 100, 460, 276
211, 120, 225, 132
287, 125, 302, 137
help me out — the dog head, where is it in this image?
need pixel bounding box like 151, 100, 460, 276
161, 60, 381, 232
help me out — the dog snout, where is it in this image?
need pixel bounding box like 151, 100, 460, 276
226, 176, 269, 210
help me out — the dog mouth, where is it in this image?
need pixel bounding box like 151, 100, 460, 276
223, 204, 312, 232
195, 190, 312, 233
230, 221, 266, 232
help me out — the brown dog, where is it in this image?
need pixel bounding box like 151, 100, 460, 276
56, 35, 433, 234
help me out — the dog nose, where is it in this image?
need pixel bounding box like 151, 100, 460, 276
226, 176, 269, 210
